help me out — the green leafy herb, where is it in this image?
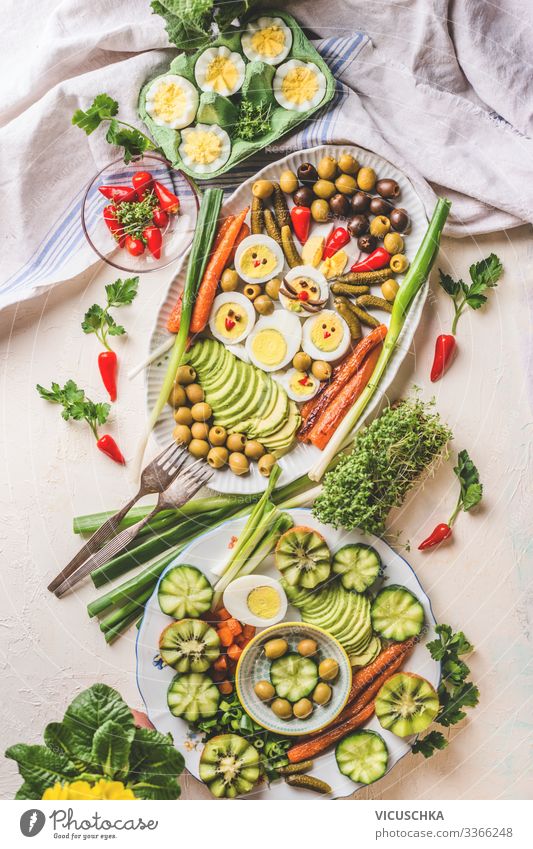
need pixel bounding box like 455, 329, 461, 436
236, 100, 272, 141
5, 684, 184, 800
439, 253, 503, 334
412, 624, 479, 758
151, 0, 262, 51
313, 396, 452, 535
36, 380, 110, 438
114, 193, 158, 240
82, 277, 138, 350
72, 94, 157, 163
448, 449, 483, 526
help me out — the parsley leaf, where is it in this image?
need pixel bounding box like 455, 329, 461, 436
81, 277, 138, 350
412, 731, 448, 759
469, 254, 503, 291
72, 94, 118, 134
105, 277, 139, 308
438, 271, 462, 298
453, 450, 483, 513
105, 120, 155, 164
36, 381, 110, 438
72, 95, 157, 164
438, 253, 503, 334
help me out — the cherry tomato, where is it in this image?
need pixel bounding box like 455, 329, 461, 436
132, 171, 153, 199
125, 235, 145, 256
152, 206, 169, 229
143, 225, 162, 259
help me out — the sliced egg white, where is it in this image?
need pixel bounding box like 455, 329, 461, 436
302, 309, 351, 362
246, 311, 302, 373
208, 292, 255, 345
223, 574, 287, 627
194, 46, 246, 97
227, 343, 251, 364
235, 234, 284, 285
280, 265, 329, 315
145, 75, 198, 130
179, 123, 231, 174
278, 368, 320, 402
241, 16, 293, 65
273, 59, 327, 113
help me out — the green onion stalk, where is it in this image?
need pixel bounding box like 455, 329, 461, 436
309, 197, 451, 482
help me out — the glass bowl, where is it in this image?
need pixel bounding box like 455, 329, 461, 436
81, 154, 199, 273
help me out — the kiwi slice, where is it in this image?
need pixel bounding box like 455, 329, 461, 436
159, 618, 220, 673
275, 526, 331, 589
375, 672, 440, 737
199, 734, 260, 798
167, 673, 220, 724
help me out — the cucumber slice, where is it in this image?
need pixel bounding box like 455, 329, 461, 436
199, 734, 260, 798
275, 526, 331, 589
167, 673, 220, 723
158, 564, 213, 619
270, 653, 318, 702
371, 585, 424, 640
375, 672, 440, 737
336, 730, 388, 785
333, 544, 381, 592
159, 618, 220, 672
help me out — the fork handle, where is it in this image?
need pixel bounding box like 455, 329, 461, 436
48, 492, 142, 594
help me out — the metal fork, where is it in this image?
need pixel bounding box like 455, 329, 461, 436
54, 458, 213, 597
48, 442, 191, 594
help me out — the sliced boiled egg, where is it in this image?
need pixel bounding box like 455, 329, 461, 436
223, 574, 287, 627
278, 368, 320, 402
273, 60, 327, 112
241, 16, 293, 66
246, 311, 302, 372
194, 46, 246, 97
208, 292, 255, 345
279, 265, 328, 315
179, 123, 231, 174
302, 309, 351, 362
235, 234, 284, 285
145, 74, 198, 130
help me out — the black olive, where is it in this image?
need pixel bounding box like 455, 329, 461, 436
390, 207, 410, 232
376, 178, 401, 199
293, 186, 314, 207
357, 233, 377, 253
351, 191, 371, 213
297, 163, 319, 185
347, 214, 369, 236
328, 193, 351, 218
369, 196, 393, 216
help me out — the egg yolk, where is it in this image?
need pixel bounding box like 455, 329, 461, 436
310, 316, 344, 352
281, 66, 319, 106
215, 303, 248, 340
240, 244, 278, 278
251, 329, 287, 367
205, 56, 239, 93
251, 25, 286, 58
182, 129, 222, 165
152, 82, 188, 122
247, 586, 280, 619
289, 371, 315, 396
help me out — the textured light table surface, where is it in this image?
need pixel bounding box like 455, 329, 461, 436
0, 226, 531, 800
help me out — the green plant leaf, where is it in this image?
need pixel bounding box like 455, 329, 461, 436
91, 721, 132, 779
5, 744, 78, 796
62, 684, 135, 753
81, 304, 105, 335
128, 727, 184, 800
72, 94, 119, 134
438, 270, 462, 297
412, 731, 448, 758
105, 120, 154, 163
105, 277, 139, 308
15, 782, 42, 800
468, 253, 503, 291
44, 722, 93, 769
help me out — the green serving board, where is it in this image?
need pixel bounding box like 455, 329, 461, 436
138, 9, 336, 180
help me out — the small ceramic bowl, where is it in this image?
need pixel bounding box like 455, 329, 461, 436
236, 621, 352, 736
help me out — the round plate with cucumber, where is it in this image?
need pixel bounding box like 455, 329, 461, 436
137, 508, 440, 800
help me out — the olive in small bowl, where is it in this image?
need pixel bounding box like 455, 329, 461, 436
329, 193, 351, 218
351, 191, 371, 213
376, 178, 401, 199
347, 214, 369, 237
297, 163, 318, 185
357, 233, 377, 253
293, 186, 314, 207
390, 207, 410, 232
369, 196, 393, 216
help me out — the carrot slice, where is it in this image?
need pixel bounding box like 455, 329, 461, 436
213, 655, 228, 673
218, 627, 233, 647
216, 607, 232, 621
226, 618, 243, 637
227, 643, 243, 662
226, 222, 250, 268
218, 681, 234, 695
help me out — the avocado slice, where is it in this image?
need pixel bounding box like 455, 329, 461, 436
265, 402, 301, 456
197, 91, 239, 132
227, 370, 273, 431
241, 61, 275, 108
249, 385, 289, 440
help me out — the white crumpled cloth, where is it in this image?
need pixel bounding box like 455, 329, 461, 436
1, 0, 531, 311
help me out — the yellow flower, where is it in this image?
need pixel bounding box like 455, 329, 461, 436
42, 779, 135, 800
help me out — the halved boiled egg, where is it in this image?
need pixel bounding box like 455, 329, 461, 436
194, 46, 246, 97
145, 74, 198, 130
241, 16, 293, 66
235, 234, 284, 285
273, 60, 327, 112
277, 368, 320, 402
223, 574, 287, 627
208, 292, 255, 345
246, 311, 302, 372
179, 123, 231, 174
279, 265, 328, 315
302, 309, 351, 362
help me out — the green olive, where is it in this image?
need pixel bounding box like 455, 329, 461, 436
390, 253, 410, 273
244, 284, 261, 301
191, 401, 212, 422
310, 198, 330, 223
338, 153, 360, 175
264, 638, 288, 660
191, 421, 209, 441
335, 173, 357, 195
293, 351, 312, 371
313, 179, 336, 200
254, 680, 275, 701
265, 277, 281, 299
311, 360, 332, 381
313, 683, 332, 706
220, 268, 239, 292
207, 446, 229, 469
279, 170, 298, 194
357, 167, 377, 192
319, 658, 339, 682
258, 454, 277, 477
317, 155, 338, 180
188, 438, 210, 460
297, 638, 318, 657
172, 424, 192, 446
293, 698, 313, 719
174, 406, 193, 426
254, 294, 274, 315
226, 432, 246, 452
252, 179, 274, 199
244, 440, 266, 460
271, 698, 293, 720
185, 383, 204, 405
176, 365, 196, 385
381, 278, 399, 302
369, 215, 391, 238
228, 452, 249, 475
208, 425, 227, 446
383, 232, 404, 254
168, 383, 186, 408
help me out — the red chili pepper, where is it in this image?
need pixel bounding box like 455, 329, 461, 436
225, 318, 235, 331
96, 434, 126, 465
430, 334, 457, 382
98, 350, 118, 402
143, 225, 163, 259
102, 205, 125, 247
132, 171, 153, 199
153, 181, 180, 214
125, 235, 145, 256
290, 205, 311, 244
350, 247, 390, 272
152, 206, 169, 229
99, 185, 137, 202
323, 226, 350, 259
418, 523, 452, 550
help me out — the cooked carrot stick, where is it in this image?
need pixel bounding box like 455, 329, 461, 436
287, 702, 375, 763
226, 222, 250, 267
213, 215, 235, 251
347, 638, 416, 705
